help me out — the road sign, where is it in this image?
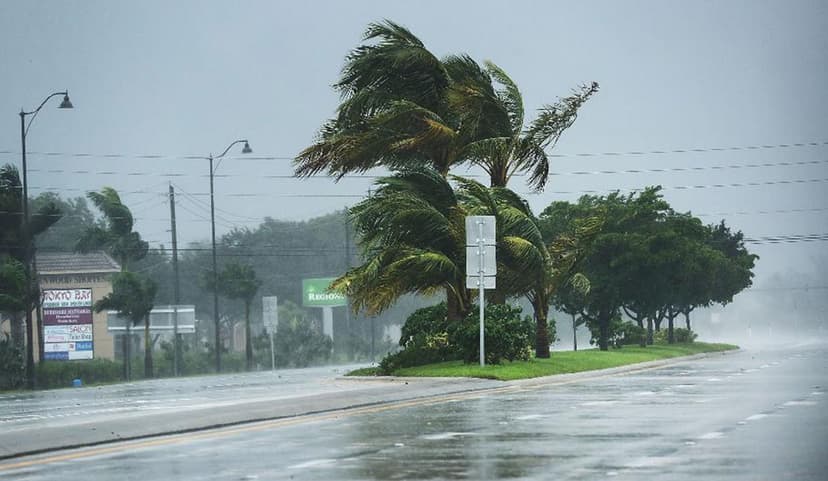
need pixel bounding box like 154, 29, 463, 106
262, 296, 278, 333
465, 215, 497, 367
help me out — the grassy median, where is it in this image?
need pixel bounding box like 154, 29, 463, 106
348, 342, 738, 381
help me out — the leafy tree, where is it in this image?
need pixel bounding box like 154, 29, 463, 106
76, 187, 148, 271
93, 272, 157, 379
215, 262, 261, 370
32, 193, 97, 252
0, 164, 62, 386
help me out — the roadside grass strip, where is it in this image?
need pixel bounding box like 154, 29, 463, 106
349, 342, 738, 381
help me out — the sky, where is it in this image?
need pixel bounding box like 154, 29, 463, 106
1, 0, 827, 289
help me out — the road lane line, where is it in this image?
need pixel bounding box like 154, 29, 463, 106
0, 353, 727, 470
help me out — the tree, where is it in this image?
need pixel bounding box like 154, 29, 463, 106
295, 20, 598, 190
216, 262, 261, 370
33, 193, 97, 252
93, 271, 157, 379
0, 164, 61, 387
467, 64, 598, 190
76, 187, 148, 271
334, 168, 471, 322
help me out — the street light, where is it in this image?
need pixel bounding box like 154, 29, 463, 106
206, 139, 251, 372
19, 91, 73, 389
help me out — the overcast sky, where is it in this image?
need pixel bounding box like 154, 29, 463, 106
1, 0, 826, 285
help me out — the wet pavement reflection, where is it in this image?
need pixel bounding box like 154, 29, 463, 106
4, 344, 827, 480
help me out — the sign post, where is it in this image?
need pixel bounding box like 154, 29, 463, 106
262, 296, 278, 370
465, 216, 496, 367
302, 278, 347, 342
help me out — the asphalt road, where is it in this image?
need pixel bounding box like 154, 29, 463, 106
1, 342, 826, 480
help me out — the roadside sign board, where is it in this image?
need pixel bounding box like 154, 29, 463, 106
302, 278, 347, 307
262, 296, 278, 333
42, 288, 94, 361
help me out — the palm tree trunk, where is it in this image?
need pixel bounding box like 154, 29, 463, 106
144, 315, 152, 378
533, 296, 550, 358
245, 300, 253, 370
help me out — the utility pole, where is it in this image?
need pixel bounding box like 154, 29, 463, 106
169, 184, 181, 376
344, 212, 351, 359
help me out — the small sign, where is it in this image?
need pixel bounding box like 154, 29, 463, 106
466, 276, 496, 289
262, 296, 278, 333
465, 216, 496, 246
465, 245, 497, 276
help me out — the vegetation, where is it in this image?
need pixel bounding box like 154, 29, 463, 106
383, 343, 738, 381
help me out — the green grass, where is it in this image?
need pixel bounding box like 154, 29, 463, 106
350, 342, 737, 381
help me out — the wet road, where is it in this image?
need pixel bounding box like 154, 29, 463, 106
2, 343, 826, 480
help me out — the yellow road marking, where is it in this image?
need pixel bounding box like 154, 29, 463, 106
0, 359, 687, 471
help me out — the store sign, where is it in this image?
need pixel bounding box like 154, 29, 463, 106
42, 288, 94, 361
302, 278, 347, 307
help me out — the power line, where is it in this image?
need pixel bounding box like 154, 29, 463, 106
2, 139, 825, 162
16, 157, 828, 181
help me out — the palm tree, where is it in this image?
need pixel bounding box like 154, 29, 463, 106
295, 21, 512, 179
332, 167, 471, 322
295, 21, 598, 193
466, 65, 598, 190
75, 187, 147, 271
93, 271, 156, 379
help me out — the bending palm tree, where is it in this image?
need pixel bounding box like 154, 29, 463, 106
75, 187, 148, 271
332, 167, 471, 322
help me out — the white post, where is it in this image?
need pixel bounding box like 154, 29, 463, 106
269, 331, 275, 371
478, 219, 485, 367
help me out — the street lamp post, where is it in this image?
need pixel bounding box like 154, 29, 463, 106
19, 91, 73, 389
206, 139, 251, 372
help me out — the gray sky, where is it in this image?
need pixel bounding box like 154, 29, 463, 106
1, 0, 826, 285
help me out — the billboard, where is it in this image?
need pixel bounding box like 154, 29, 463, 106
42, 288, 94, 360
302, 278, 347, 307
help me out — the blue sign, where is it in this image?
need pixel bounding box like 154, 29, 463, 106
45, 352, 69, 361
74, 341, 93, 351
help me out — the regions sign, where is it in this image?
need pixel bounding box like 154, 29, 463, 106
302, 278, 347, 307
42, 288, 94, 361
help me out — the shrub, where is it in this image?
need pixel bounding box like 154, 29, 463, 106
615, 322, 647, 347
0, 334, 25, 390
377, 303, 460, 374
448, 304, 533, 364
399, 303, 449, 347
35, 358, 122, 388
653, 327, 697, 344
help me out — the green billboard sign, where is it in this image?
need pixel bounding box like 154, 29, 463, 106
302, 278, 347, 307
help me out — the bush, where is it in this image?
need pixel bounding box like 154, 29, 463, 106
0, 334, 25, 390
653, 327, 697, 344
449, 304, 533, 364
399, 303, 449, 347
377, 303, 460, 374
615, 322, 647, 347
35, 358, 122, 388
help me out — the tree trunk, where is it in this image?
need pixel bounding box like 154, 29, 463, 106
245, 300, 253, 370
124, 324, 131, 381
446, 287, 466, 323
667, 310, 676, 344
10, 312, 24, 348
572, 313, 578, 352
654, 311, 664, 331
684, 310, 691, 331
646, 317, 654, 345
533, 297, 550, 358
636, 318, 646, 347
144, 315, 153, 378
598, 315, 609, 351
